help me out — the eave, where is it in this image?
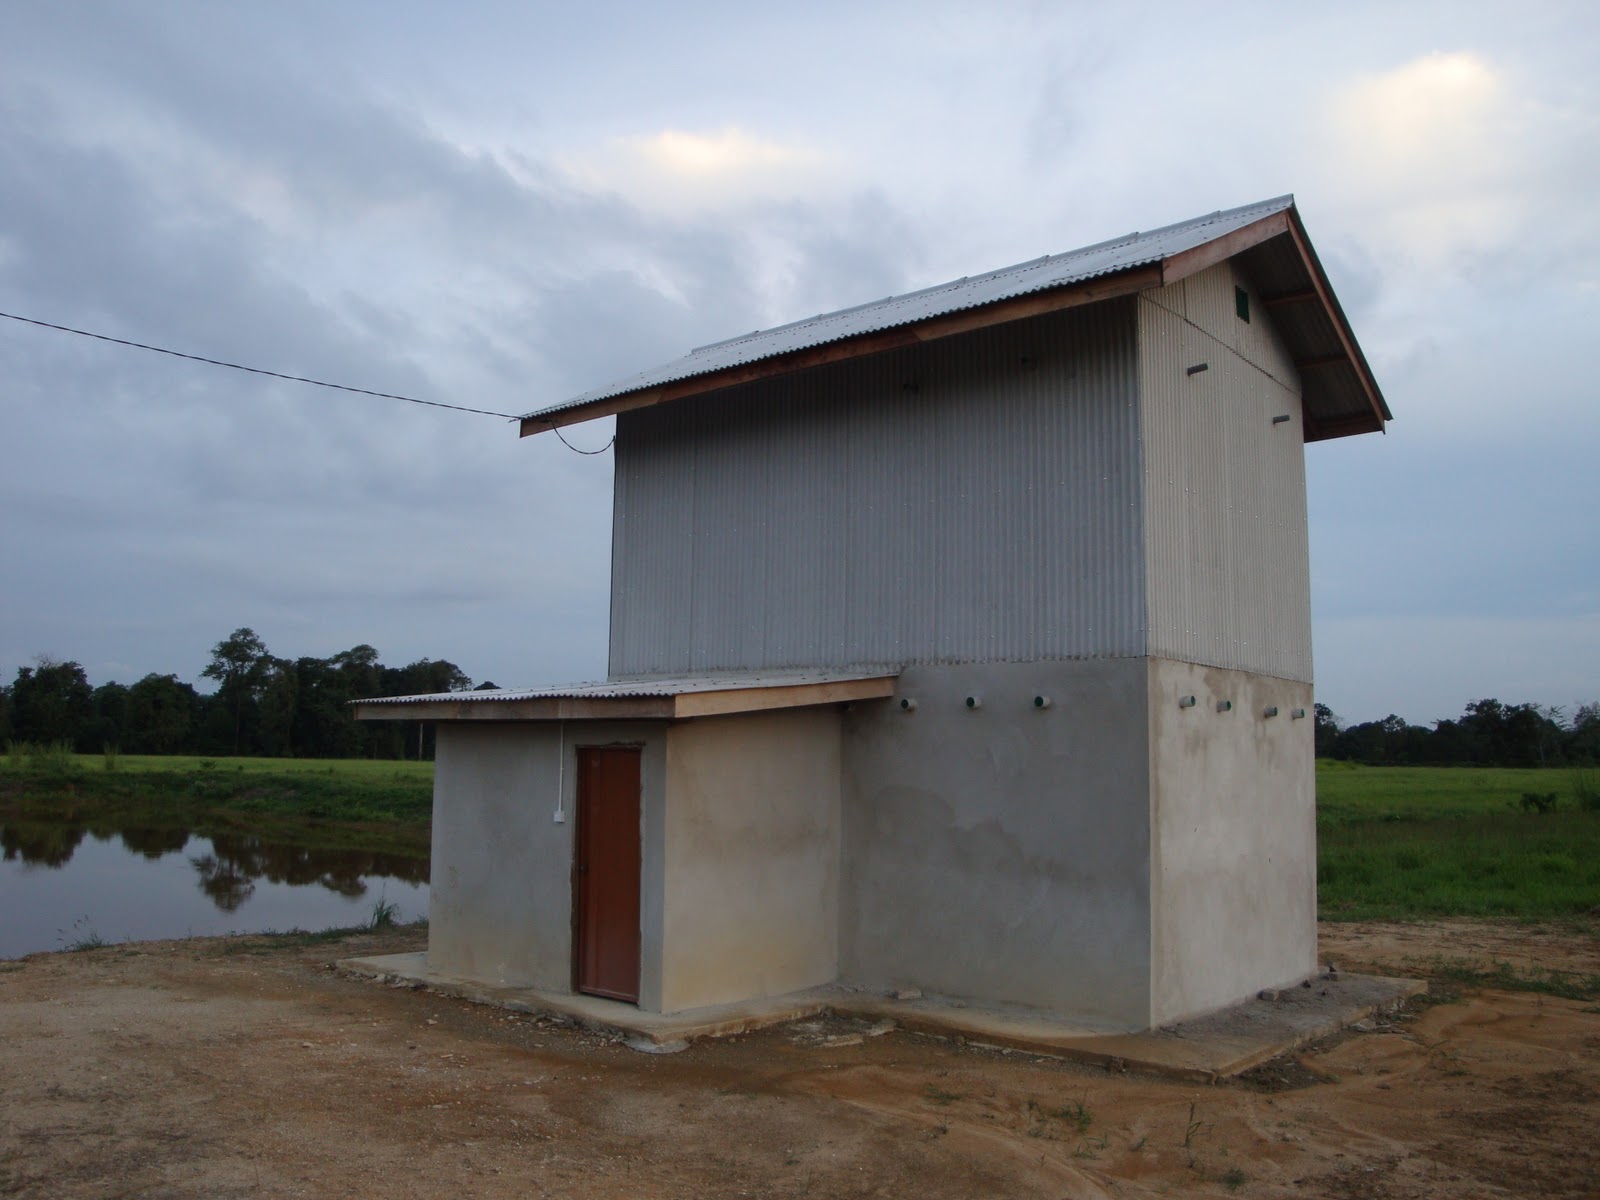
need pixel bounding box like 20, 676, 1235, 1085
519, 201, 1389, 444
352, 672, 900, 723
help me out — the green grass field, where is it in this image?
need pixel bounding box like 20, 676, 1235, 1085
1316, 762, 1600, 921
0, 752, 433, 856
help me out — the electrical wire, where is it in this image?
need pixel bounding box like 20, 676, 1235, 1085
545, 423, 615, 455
0, 308, 525, 422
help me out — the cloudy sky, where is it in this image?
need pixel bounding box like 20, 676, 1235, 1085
1, 0, 1595, 727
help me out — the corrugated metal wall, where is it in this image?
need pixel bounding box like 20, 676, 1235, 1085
1138, 263, 1313, 682
610, 300, 1146, 676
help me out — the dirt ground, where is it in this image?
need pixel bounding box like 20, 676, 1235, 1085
2, 921, 1598, 1200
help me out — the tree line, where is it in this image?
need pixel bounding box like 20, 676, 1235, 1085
0, 628, 491, 760
1315, 698, 1600, 767
5, 632, 1595, 768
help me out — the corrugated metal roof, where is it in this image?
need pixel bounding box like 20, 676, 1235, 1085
522, 196, 1296, 421
355, 669, 896, 707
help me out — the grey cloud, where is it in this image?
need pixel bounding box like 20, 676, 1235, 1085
0, 5, 942, 695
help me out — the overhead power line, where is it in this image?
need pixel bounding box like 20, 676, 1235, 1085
0, 308, 520, 420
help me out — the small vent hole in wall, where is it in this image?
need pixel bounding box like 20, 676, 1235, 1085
1235, 286, 1251, 323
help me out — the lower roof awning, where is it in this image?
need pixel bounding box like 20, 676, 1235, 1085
351, 670, 899, 723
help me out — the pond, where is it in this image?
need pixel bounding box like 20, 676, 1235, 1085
0, 821, 429, 959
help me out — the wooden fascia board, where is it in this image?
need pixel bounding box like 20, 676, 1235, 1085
1156, 210, 1292, 287
670, 676, 898, 718
519, 265, 1164, 436
352, 697, 675, 722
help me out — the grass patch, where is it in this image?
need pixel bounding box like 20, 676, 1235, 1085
1317, 766, 1600, 921
1420, 958, 1600, 1001
1316, 763, 1600, 826
230, 917, 427, 952
369, 895, 401, 929
57, 916, 109, 952
1319, 810, 1600, 920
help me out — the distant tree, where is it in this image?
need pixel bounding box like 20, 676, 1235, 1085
385, 658, 471, 696
325, 645, 383, 757
281, 644, 396, 759
0, 680, 12, 745
125, 674, 199, 754
10, 658, 95, 749
289, 655, 336, 758
202, 628, 270, 755
1457, 698, 1563, 767
379, 658, 472, 759
1313, 703, 1341, 758
329, 644, 382, 694
257, 658, 299, 757
90, 681, 130, 751
1569, 702, 1600, 763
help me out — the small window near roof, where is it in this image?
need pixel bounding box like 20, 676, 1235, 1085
1235, 286, 1251, 323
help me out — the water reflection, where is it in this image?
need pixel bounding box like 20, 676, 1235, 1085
1, 822, 88, 868
122, 826, 191, 858
1, 821, 427, 915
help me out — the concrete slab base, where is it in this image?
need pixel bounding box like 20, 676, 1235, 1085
833, 974, 1428, 1081
339, 953, 832, 1045
338, 953, 1424, 1081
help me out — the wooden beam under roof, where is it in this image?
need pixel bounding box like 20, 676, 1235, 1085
1281, 210, 1391, 431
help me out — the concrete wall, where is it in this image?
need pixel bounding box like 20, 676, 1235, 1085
840, 659, 1153, 1029
658, 709, 842, 1012
1147, 658, 1317, 1024
428, 721, 666, 997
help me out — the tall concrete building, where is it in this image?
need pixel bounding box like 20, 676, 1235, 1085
359, 196, 1388, 1030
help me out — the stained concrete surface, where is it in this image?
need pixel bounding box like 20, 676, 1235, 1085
341, 951, 1421, 1081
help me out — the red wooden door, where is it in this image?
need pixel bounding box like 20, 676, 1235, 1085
573, 747, 642, 1003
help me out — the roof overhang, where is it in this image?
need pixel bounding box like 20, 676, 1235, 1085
352, 671, 899, 723
519, 200, 1388, 444
519, 264, 1164, 436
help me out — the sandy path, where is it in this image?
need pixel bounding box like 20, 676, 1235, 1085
2, 922, 1597, 1198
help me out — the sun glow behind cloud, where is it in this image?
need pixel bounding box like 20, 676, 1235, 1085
1321, 51, 1525, 264
563, 125, 833, 213
629, 127, 817, 176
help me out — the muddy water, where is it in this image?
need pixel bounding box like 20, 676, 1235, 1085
0, 822, 428, 958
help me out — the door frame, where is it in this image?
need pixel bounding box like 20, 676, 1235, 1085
570, 743, 644, 1003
